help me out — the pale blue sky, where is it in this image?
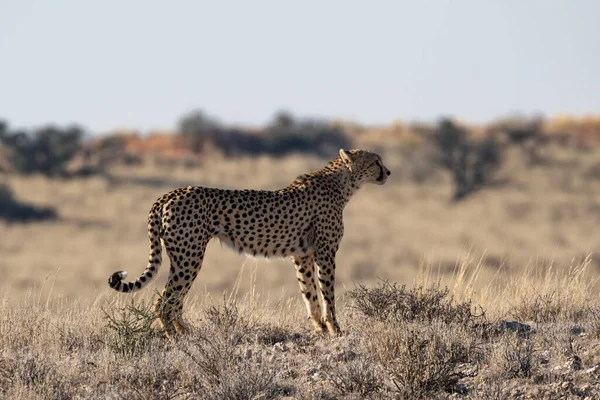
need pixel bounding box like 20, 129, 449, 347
1, 0, 599, 134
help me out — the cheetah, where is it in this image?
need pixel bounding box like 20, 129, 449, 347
108, 149, 391, 337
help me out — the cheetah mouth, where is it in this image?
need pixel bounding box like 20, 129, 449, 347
376, 165, 385, 183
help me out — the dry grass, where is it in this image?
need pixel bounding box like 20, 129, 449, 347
2, 258, 600, 399
2, 146, 600, 397
2, 146, 600, 302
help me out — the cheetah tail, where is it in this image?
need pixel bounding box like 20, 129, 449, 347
108, 210, 163, 293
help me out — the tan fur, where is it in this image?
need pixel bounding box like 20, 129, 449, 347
108, 149, 391, 337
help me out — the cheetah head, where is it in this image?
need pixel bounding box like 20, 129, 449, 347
339, 148, 391, 186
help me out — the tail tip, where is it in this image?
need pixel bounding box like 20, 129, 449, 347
108, 270, 128, 289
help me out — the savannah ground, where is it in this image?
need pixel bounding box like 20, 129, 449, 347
2, 143, 600, 398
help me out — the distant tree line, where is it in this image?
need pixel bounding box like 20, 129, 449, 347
0, 111, 559, 203
177, 109, 352, 158
0, 110, 353, 177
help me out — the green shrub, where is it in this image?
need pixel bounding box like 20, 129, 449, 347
100, 298, 160, 358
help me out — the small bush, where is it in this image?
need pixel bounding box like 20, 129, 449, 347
101, 298, 159, 357
1, 354, 77, 400
181, 301, 279, 399
369, 323, 474, 398
348, 281, 484, 328
204, 361, 278, 400
509, 291, 562, 323
509, 290, 586, 324
202, 301, 251, 345
180, 301, 250, 388
326, 357, 383, 397
492, 332, 538, 379
254, 323, 297, 346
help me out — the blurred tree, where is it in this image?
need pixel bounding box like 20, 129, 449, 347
0, 120, 7, 137
178, 109, 352, 158
178, 109, 221, 153
265, 113, 352, 157
271, 110, 295, 130
0, 122, 84, 177
434, 118, 502, 200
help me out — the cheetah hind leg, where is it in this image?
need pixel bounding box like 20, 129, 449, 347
154, 313, 176, 339
154, 307, 192, 339
153, 294, 180, 339
173, 318, 191, 335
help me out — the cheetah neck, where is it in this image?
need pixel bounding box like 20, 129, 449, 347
325, 157, 364, 200
286, 157, 360, 204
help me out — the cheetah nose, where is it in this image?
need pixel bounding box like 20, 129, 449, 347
386, 170, 391, 176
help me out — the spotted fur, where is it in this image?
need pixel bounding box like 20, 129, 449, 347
108, 149, 391, 337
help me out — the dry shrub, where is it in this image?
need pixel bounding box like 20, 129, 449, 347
202, 300, 252, 345
470, 378, 512, 400
0, 357, 11, 397
491, 332, 538, 379
348, 281, 484, 328
254, 323, 298, 346
203, 361, 278, 400
1, 354, 77, 400
509, 290, 569, 323
326, 356, 383, 397
181, 340, 278, 400
587, 306, 600, 339
295, 388, 338, 400
181, 302, 248, 387
368, 323, 477, 398
180, 300, 280, 399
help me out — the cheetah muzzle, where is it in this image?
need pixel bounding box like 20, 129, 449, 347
108, 148, 391, 338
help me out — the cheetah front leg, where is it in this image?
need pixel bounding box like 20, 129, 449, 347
314, 249, 342, 337
292, 255, 327, 333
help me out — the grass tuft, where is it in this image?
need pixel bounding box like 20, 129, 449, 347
100, 297, 160, 357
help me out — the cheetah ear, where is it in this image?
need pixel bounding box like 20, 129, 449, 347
339, 149, 353, 170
